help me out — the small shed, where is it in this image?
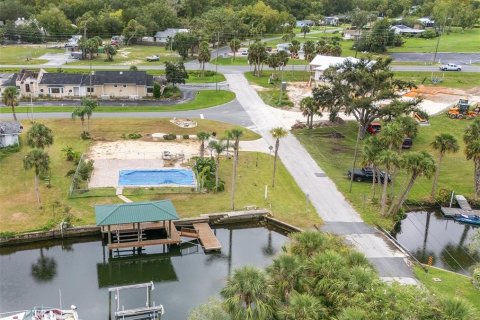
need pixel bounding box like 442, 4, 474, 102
0, 122, 22, 148
309, 55, 360, 81
96, 200, 181, 250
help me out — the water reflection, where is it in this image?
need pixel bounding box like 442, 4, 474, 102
31, 248, 57, 283
0, 226, 287, 319
392, 210, 480, 275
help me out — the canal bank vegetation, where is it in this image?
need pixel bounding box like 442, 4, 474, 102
0, 119, 260, 233
189, 231, 478, 320
414, 265, 480, 314
294, 115, 477, 229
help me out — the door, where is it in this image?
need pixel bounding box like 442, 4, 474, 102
73, 87, 79, 96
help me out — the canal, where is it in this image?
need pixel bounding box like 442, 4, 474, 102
392, 210, 480, 275
0, 225, 288, 319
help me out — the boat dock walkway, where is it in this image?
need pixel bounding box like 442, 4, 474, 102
441, 195, 480, 217
192, 223, 222, 252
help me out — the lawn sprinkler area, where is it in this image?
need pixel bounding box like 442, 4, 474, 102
87, 140, 201, 189
119, 169, 196, 187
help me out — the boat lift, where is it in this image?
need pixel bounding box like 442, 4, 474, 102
108, 282, 164, 320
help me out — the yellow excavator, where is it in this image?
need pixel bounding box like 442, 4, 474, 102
446, 99, 480, 119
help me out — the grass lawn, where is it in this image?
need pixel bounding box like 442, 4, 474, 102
414, 265, 479, 314
68, 45, 183, 66
389, 28, 480, 53
212, 56, 308, 66
294, 115, 475, 229
128, 152, 320, 228
0, 119, 273, 233
0, 45, 64, 65
394, 71, 480, 89
244, 70, 310, 108
0, 90, 235, 113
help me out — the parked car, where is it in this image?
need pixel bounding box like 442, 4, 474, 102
111, 35, 124, 46
146, 55, 160, 62
347, 167, 391, 183
367, 122, 381, 135
439, 63, 461, 71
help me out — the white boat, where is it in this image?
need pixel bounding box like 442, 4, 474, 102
0, 306, 79, 320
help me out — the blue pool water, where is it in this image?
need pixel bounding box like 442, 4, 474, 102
119, 169, 195, 186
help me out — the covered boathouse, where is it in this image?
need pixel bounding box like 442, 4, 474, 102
96, 200, 181, 251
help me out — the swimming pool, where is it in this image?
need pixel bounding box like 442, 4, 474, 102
119, 169, 195, 186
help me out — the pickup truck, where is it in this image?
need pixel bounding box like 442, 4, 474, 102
439, 63, 462, 71
347, 167, 390, 183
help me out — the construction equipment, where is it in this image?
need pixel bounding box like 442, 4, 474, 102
446, 99, 480, 119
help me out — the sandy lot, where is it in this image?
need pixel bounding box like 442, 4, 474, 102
87, 140, 201, 188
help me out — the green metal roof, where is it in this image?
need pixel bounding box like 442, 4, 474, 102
95, 200, 179, 226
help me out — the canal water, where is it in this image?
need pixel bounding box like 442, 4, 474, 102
0, 226, 288, 319
392, 210, 480, 275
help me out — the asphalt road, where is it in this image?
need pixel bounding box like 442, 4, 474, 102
0, 99, 254, 127
391, 52, 480, 65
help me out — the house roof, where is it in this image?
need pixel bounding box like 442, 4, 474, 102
95, 200, 179, 226
83, 71, 154, 86
0, 122, 22, 135
309, 55, 359, 71
1, 73, 18, 87
391, 25, 424, 33
155, 28, 189, 39
40, 73, 85, 85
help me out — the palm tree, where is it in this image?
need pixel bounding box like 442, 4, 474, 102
431, 133, 459, 197
221, 266, 273, 320
362, 136, 381, 200
378, 122, 404, 200
2, 86, 19, 121
270, 127, 288, 187
267, 254, 302, 302
81, 98, 97, 132
23, 149, 50, 204
230, 128, 243, 210
198, 41, 211, 77
387, 151, 435, 216
26, 123, 54, 149
377, 150, 400, 216
230, 38, 241, 62
197, 131, 211, 159
279, 292, 324, 320
299, 97, 319, 129
464, 118, 480, 198
208, 140, 227, 191
288, 40, 301, 59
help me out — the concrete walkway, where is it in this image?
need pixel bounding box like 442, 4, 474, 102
225, 73, 418, 284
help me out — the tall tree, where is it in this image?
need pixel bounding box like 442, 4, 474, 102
377, 150, 400, 216
303, 40, 316, 63
387, 151, 436, 216
313, 57, 418, 138
72, 98, 97, 135
26, 123, 54, 150
221, 266, 273, 320
288, 39, 301, 59
197, 131, 211, 159
1, 86, 19, 121
270, 127, 288, 188
431, 133, 459, 198
164, 62, 189, 87
23, 149, 50, 204
122, 19, 146, 45
208, 140, 227, 192
464, 118, 480, 198
300, 25, 310, 38
229, 38, 241, 61
36, 5, 73, 38
198, 41, 211, 77
248, 41, 268, 77
104, 44, 117, 61
299, 97, 319, 129
230, 128, 243, 210
279, 292, 325, 320
362, 136, 382, 200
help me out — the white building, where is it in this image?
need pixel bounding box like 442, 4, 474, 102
391, 25, 425, 35
0, 122, 22, 148
309, 55, 359, 81
154, 29, 189, 43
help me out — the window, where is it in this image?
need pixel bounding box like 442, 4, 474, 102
87, 87, 94, 93
147, 87, 153, 93
49, 87, 63, 94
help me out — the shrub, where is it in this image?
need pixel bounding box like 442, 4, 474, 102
129, 65, 138, 71
182, 134, 190, 139
163, 133, 177, 140
78, 159, 94, 181
153, 82, 161, 99
204, 70, 216, 77
473, 266, 480, 290
421, 29, 437, 39
80, 131, 91, 140
62, 146, 80, 162
127, 133, 142, 139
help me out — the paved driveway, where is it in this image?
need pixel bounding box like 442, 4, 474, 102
225, 73, 418, 284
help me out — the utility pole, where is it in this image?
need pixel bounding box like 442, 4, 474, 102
432, 16, 447, 65
215, 32, 219, 91
278, 62, 285, 105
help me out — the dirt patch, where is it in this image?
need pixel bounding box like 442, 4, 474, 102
286, 82, 311, 111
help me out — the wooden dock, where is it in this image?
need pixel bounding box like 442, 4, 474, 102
441, 195, 480, 217
193, 223, 221, 252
